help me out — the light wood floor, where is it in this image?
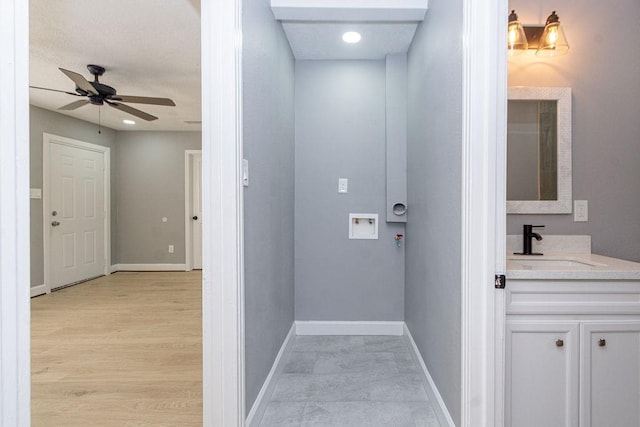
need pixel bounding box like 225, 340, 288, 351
31, 271, 202, 427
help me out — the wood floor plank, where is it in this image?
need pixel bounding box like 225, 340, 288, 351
31, 271, 203, 426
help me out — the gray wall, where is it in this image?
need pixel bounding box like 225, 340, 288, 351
30, 106, 202, 287
29, 105, 118, 287
294, 60, 405, 321
507, 0, 640, 262
114, 131, 201, 264
242, 0, 296, 414
405, 0, 463, 423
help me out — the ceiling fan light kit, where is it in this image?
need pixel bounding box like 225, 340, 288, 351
30, 64, 176, 121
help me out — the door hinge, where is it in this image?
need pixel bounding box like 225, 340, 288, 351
495, 274, 506, 289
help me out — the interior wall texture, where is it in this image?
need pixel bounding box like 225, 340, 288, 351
294, 60, 406, 322
29, 105, 118, 287
115, 131, 201, 264
405, 0, 463, 423
242, 0, 296, 414
507, 0, 640, 262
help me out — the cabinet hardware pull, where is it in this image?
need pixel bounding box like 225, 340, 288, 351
555, 339, 564, 347
598, 338, 606, 347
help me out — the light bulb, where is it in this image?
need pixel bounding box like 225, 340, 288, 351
342, 31, 361, 44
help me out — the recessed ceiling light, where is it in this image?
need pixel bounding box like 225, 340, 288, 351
342, 31, 361, 44
123, 119, 136, 125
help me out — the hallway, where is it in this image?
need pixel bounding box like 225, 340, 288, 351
259, 335, 441, 426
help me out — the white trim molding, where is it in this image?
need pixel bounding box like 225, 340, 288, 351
404, 324, 455, 426
0, 0, 31, 423
271, 0, 429, 22
30, 285, 48, 298
111, 264, 187, 272
246, 324, 296, 427
295, 321, 404, 336
202, 0, 245, 424
461, 0, 506, 425
42, 133, 111, 293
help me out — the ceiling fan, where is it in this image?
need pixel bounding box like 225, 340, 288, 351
30, 64, 176, 121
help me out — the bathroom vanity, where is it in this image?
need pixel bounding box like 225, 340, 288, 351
505, 238, 640, 427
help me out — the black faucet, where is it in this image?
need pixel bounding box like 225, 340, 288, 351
514, 224, 545, 255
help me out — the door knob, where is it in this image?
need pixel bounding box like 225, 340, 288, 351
192, 216, 198, 220
51, 221, 60, 227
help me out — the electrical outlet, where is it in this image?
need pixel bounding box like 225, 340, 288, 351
574, 200, 588, 222
168, 245, 174, 253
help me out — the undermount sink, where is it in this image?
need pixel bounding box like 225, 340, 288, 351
508, 256, 607, 269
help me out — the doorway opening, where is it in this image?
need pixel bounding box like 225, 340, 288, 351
185, 150, 203, 271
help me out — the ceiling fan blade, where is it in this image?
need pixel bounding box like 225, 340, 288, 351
59, 99, 90, 111
111, 95, 176, 106
108, 102, 158, 121
30, 86, 82, 96
59, 68, 98, 95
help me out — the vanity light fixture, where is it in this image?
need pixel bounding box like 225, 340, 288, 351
342, 31, 361, 44
508, 10, 569, 57
508, 10, 528, 56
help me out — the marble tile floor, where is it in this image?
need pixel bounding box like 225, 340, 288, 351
258, 335, 441, 427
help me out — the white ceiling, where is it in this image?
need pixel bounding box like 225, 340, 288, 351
29, 0, 201, 131
272, 0, 428, 60
282, 22, 419, 60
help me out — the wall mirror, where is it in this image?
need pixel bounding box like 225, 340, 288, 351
507, 86, 572, 214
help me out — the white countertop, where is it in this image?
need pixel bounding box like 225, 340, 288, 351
507, 253, 640, 280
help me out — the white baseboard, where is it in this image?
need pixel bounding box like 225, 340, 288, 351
404, 324, 455, 427
246, 323, 296, 427
295, 321, 404, 336
111, 263, 187, 272
30, 284, 47, 298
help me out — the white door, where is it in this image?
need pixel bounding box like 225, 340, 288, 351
505, 320, 580, 427
48, 141, 106, 289
191, 152, 202, 269
581, 321, 640, 427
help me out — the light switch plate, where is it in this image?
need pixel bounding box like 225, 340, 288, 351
30, 188, 42, 199
338, 178, 348, 194
574, 200, 588, 222
243, 159, 249, 187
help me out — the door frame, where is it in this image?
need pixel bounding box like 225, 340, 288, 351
201, 0, 246, 425
42, 133, 111, 293
184, 149, 202, 271
0, 0, 30, 423
460, 0, 507, 424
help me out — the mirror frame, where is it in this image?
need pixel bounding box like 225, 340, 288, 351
507, 86, 572, 214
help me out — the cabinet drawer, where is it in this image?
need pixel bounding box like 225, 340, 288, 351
506, 280, 640, 315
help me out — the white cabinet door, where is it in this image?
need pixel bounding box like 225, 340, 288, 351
580, 321, 640, 427
506, 320, 580, 427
